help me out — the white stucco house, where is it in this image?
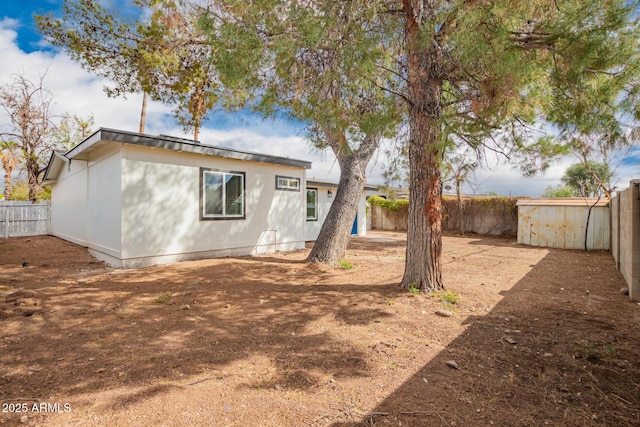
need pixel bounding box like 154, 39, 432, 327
42, 128, 370, 268
305, 180, 375, 241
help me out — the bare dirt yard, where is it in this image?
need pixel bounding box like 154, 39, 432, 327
1, 231, 639, 426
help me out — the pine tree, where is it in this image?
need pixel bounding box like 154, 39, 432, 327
202, 0, 639, 288
36, 0, 219, 138
201, 0, 403, 264
395, 0, 639, 290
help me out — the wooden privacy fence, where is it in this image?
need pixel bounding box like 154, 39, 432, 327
0, 201, 50, 238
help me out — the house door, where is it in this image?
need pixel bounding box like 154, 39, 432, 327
351, 215, 358, 235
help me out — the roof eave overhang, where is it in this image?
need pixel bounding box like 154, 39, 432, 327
67, 128, 312, 169
41, 151, 70, 185
307, 180, 378, 192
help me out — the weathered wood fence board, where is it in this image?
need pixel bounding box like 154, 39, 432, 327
0, 201, 50, 238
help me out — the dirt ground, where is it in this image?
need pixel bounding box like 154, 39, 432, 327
1, 231, 639, 426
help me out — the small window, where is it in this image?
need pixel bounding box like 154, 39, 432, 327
306, 188, 318, 221
276, 175, 300, 191
200, 168, 245, 220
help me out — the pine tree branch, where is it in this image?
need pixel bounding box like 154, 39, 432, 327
374, 83, 413, 107
375, 64, 408, 83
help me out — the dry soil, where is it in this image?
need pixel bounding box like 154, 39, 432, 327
1, 232, 639, 426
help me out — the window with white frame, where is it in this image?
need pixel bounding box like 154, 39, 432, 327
276, 175, 300, 191
306, 188, 318, 221
201, 168, 245, 219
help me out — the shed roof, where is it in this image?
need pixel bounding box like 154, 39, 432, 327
516, 198, 609, 207
43, 128, 312, 184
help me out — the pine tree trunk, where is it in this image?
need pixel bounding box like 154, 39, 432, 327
401, 115, 444, 291
400, 1, 445, 292
307, 127, 380, 265
307, 153, 370, 265
139, 92, 148, 134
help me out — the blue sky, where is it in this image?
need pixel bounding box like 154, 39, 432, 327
0, 1, 638, 195
1, 0, 61, 52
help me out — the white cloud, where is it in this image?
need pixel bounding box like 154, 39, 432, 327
0, 20, 169, 132
188, 127, 343, 183
0, 17, 18, 31
468, 158, 570, 197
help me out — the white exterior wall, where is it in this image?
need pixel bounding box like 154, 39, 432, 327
356, 194, 367, 236
119, 146, 305, 267
50, 159, 88, 246
364, 190, 379, 231
86, 150, 122, 262
305, 184, 367, 241
50, 146, 123, 259
305, 185, 331, 241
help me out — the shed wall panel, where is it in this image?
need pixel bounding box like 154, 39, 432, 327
517, 201, 609, 250
569, 206, 585, 249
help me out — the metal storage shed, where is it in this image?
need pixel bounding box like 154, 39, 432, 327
517, 198, 610, 250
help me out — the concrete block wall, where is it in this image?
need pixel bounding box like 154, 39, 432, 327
611, 180, 640, 300
611, 195, 620, 268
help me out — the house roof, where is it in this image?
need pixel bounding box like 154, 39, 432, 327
307, 180, 378, 192
42, 128, 312, 184
42, 150, 69, 185
516, 198, 610, 207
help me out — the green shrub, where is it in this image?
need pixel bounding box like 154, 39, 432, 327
336, 259, 353, 270
429, 289, 461, 310
155, 292, 173, 304
367, 195, 409, 211
440, 290, 460, 305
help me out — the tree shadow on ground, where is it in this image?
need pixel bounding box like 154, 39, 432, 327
331, 249, 640, 426
0, 237, 405, 414
4, 233, 637, 426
